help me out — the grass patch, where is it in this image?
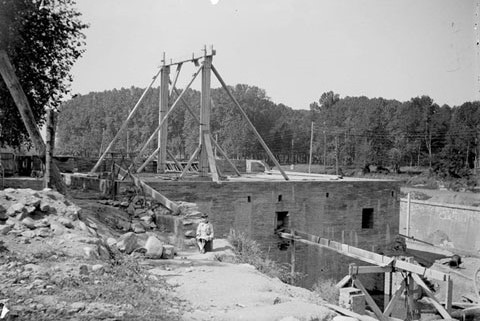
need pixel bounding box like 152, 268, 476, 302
0, 249, 184, 320
311, 278, 340, 304
227, 229, 303, 285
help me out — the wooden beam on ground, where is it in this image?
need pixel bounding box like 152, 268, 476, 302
115, 164, 179, 213
90, 67, 162, 174
324, 304, 379, 321
133, 65, 202, 167
0, 50, 66, 194
211, 64, 289, 181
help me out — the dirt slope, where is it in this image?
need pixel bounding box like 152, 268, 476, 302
147, 239, 336, 321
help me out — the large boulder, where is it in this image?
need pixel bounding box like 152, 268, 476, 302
145, 236, 164, 259
116, 232, 141, 254
7, 203, 26, 217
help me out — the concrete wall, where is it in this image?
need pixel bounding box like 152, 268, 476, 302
2, 178, 44, 190
400, 199, 480, 252
148, 179, 400, 287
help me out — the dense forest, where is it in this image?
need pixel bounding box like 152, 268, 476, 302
56, 86, 480, 178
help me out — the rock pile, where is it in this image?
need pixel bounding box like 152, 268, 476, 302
0, 188, 111, 260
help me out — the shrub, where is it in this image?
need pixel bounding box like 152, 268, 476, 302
227, 229, 303, 284
311, 278, 340, 304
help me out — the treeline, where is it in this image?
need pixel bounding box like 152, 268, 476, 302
56, 86, 480, 178
56, 85, 311, 163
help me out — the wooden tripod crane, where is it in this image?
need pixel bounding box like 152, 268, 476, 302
89, 46, 289, 182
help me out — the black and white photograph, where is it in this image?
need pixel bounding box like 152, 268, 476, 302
0, 0, 479, 320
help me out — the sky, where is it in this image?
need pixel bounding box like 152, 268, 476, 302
70, 0, 478, 110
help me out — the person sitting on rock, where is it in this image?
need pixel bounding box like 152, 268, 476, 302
196, 213, 214, 254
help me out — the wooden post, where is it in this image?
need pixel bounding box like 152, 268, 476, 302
199, 49, 213, 177
406, 192, 411, 237
445, 274, 453, 314
291, 230, 296, 283
211, 64, 289, 180
384, 270, 393, 310
407, 274, 420, 320
157, 62, 170, 173
308, 121, 314, 174
44, 108, 55, 188
0, 50, 66, 193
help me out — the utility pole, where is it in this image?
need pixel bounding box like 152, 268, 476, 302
323, 121, 327, 174
291, 138, 294, 165
308, 121, 314, 173
335, 135, 339, 176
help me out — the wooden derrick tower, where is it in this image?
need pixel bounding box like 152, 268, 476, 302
90, 46, 288, 182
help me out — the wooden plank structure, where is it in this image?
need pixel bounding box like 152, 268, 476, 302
280, 229, 454, 321
114, 164, 179, 213
0, 50, 66, 193
89, 46, 288, 182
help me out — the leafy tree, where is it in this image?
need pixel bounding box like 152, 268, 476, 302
0, 0, 87, 148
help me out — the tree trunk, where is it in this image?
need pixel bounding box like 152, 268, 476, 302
0, 50, 66, 194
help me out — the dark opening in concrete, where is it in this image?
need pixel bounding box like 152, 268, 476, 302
275, 211, 289, 233
362, 208, 374, 229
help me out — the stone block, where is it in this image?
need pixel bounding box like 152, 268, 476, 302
339, 287, 365, 315
161, 245, 175, 259
132, 222, 146, 233
21, 217, 36, 229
